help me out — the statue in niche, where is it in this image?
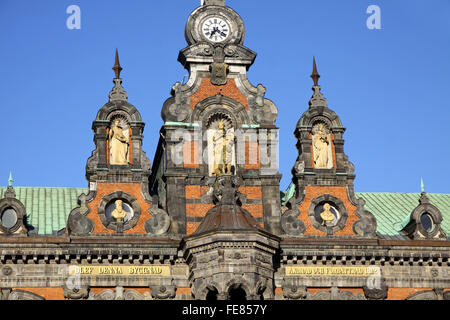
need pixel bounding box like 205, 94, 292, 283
111, 199, 127, 223
212, 121, 234, 176
320, 203, 337, 226
312, 123, 333, 169
109, 119, 129, 165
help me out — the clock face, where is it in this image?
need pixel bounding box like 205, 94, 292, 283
202, 17, 230, 43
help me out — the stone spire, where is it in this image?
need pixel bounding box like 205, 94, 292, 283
109, 49, 128, 102
308, 57, 328, 109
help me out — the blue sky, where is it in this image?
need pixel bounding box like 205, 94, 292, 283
0, 0, 449, 193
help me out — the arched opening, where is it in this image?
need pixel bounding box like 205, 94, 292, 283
229, 286, 247, 301
205, 288, 218, 302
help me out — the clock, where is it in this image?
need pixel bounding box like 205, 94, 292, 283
202, 17, 230, 43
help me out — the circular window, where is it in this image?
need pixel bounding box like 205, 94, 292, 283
420, 213, 434, 232
314, 202, 340, 227
105, 199, 134, 223
1, 208, 18, 229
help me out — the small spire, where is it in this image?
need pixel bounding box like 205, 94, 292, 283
108, 49, 128, 102
308, 57, 327, 108
420, 178, 425, 193
112, 48, 123, 79
8, 172, 13, 187
311, 56, 320, 87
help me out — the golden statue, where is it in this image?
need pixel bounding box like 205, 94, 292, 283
109, 119, 129, 165
313, 123, 332, 169
111, 200, 127, 222
320, 203, 336, 225
212, 121, 234, 176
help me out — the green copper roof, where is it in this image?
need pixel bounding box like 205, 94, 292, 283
1, 186, 449, 238
0, 187, 88, 235
356, 192, 450, 239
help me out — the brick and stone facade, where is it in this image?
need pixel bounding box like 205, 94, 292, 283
0, 0, 448, 300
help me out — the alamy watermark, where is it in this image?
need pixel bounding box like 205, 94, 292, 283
367, 5, 381, 30
66, 5, 81, 30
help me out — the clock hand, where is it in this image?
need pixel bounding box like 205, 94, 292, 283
209, 27, 218, 38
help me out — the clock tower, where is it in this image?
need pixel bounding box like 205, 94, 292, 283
152, 0, 282, 238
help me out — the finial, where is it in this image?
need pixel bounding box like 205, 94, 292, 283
308, 57, 327, 108
311, 56, 320, 86
8, 172, 13, 187
108, 49, 128, 102
203, 0, 225, 6
112, 48, 123, 79
420, 178, 425, 193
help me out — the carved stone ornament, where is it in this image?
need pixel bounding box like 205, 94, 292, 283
162, 81, 191, 123
352, 198, 377, 238
281, 206, 305, 236
149, 285, 176, 300
210, 62, 229, 85
363, 281, 388, 300
67, 193, 94, 236
88, 286, 152, 300
282, 285, 307, 300
307, 287, 366, 300
145, 207, 171, 235
308, 85, 328, 109
109, 78, 128, 102
63, 285, 90, 300
406, 288, 450, 300
0, 288, 45, 300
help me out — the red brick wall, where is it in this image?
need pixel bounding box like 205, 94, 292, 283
190, 78, 249, 110
183, 141, 199, 168
298, 186, 358, 236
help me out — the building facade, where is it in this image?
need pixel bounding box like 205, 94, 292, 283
0, 0, 449, 300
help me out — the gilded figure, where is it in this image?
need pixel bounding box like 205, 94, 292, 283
212, 121, 234, 176
109, 119, 129, 165
313, 123, 332, 169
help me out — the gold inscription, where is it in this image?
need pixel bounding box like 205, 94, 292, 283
69, 265, 170, 277
285, 266, 379, 277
